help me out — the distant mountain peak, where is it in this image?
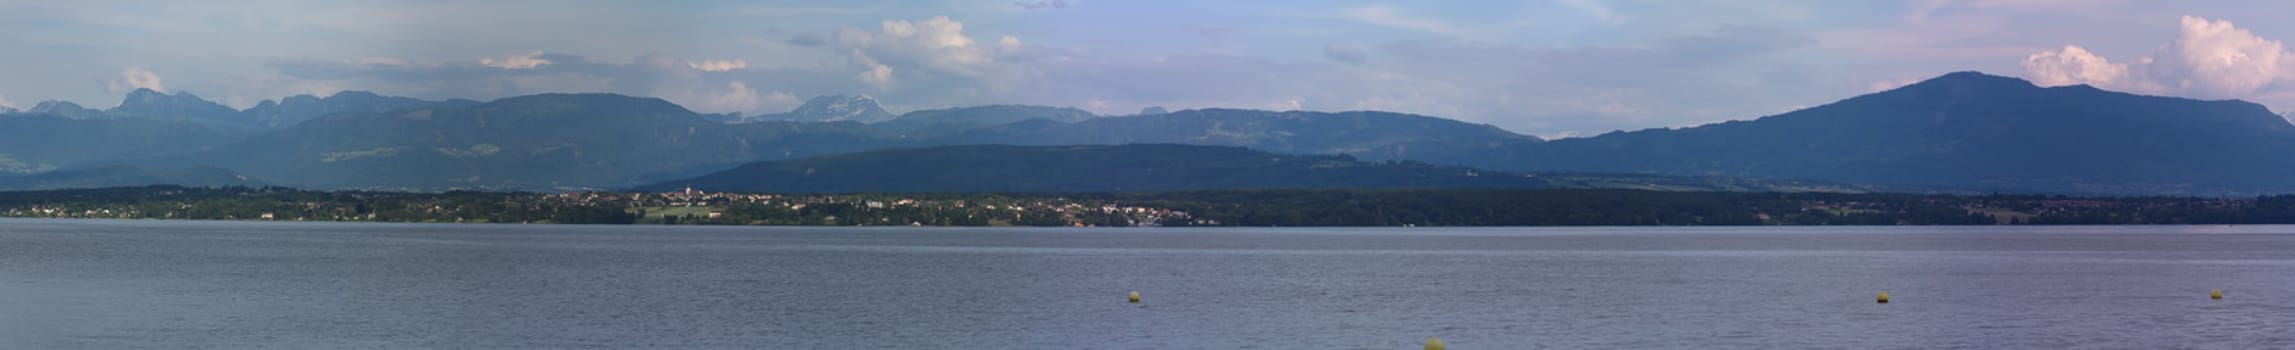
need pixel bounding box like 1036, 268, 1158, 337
244, 89, 456, 128
28, 100, 93, 115
99, 88, 252, 128
118, 89, 171, 108
114, 88, 226, 110
329, 90, 383, 99
740, 94, 896, 123
1902, 71, 2038, 91
1516, 69, 2295, 196
790, 94, 892, 121
485, 92, 692, 113
1934, 70, 2002, 80
459, 93, 702, 123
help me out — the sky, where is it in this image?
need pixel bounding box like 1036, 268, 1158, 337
4, 0, 2295, 138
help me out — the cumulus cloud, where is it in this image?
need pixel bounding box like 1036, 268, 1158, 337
687, 60, 748, 72
2021, 45, 2130, 87
800, 15, 1074, 105
758, 90, 802, 112
1013, 0, 1070, 10
699, 81, 764, 112
103, 67, 166, 93
849, 49, 894, 88
480, 51, 553, 69
2153, 16, 2291, 97
0, 94, 15, 110
833, 16, 999, 76
2021, 16, 2294, 99
1323, 43, 1369, 64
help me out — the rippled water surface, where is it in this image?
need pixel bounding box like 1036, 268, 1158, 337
4, 219, 2293, 349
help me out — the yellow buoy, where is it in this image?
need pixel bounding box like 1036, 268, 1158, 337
1877, 291, 1890, 304
2211, 289, 2223, 300
1424, 337, 1445, 350
1128, 291, 1141, 303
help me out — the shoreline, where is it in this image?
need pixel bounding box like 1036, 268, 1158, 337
7, 186, 2295, 227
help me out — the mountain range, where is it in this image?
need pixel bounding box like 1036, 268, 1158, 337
4, 71, 2292, 196
0, 166, 261, 191
725, 94, 897, 123
1497, 72, 2295, 195
638, 144, 1549, 193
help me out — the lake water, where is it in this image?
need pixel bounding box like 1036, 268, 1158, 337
2, 219, 2292, 349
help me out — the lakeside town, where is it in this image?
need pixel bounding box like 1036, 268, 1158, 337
0, 186, 1206, 227
5, 186, 2295, 227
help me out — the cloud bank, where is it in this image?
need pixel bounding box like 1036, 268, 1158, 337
480, 51, 554, 69
687, 59, 747, 72
2022, 16, 2294, 99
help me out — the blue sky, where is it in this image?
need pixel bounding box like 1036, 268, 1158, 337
4, 0, 2295, 137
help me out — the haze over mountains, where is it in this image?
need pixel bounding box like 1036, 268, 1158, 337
638, 144, 1551, 193
4, 71, 2293, 196
719, 94, 897, 124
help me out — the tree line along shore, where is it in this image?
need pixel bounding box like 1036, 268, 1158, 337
5, 186, 2295, 227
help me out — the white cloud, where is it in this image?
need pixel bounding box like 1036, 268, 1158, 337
2021, 45, 2129, 87
1866, 76, 1926, 92
480, 51, 553, 69
2152, 16, 2291, 97
103, 67, 165, 93
1340, 6, 1465, 36
832, 16, 1000, 77
758, 90, 802, 112
2021, 16, 2295, 99
697, 81, 763, 112
0, 94, 15, 109
850, 49, 894, 88
687, 59, 748, 72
